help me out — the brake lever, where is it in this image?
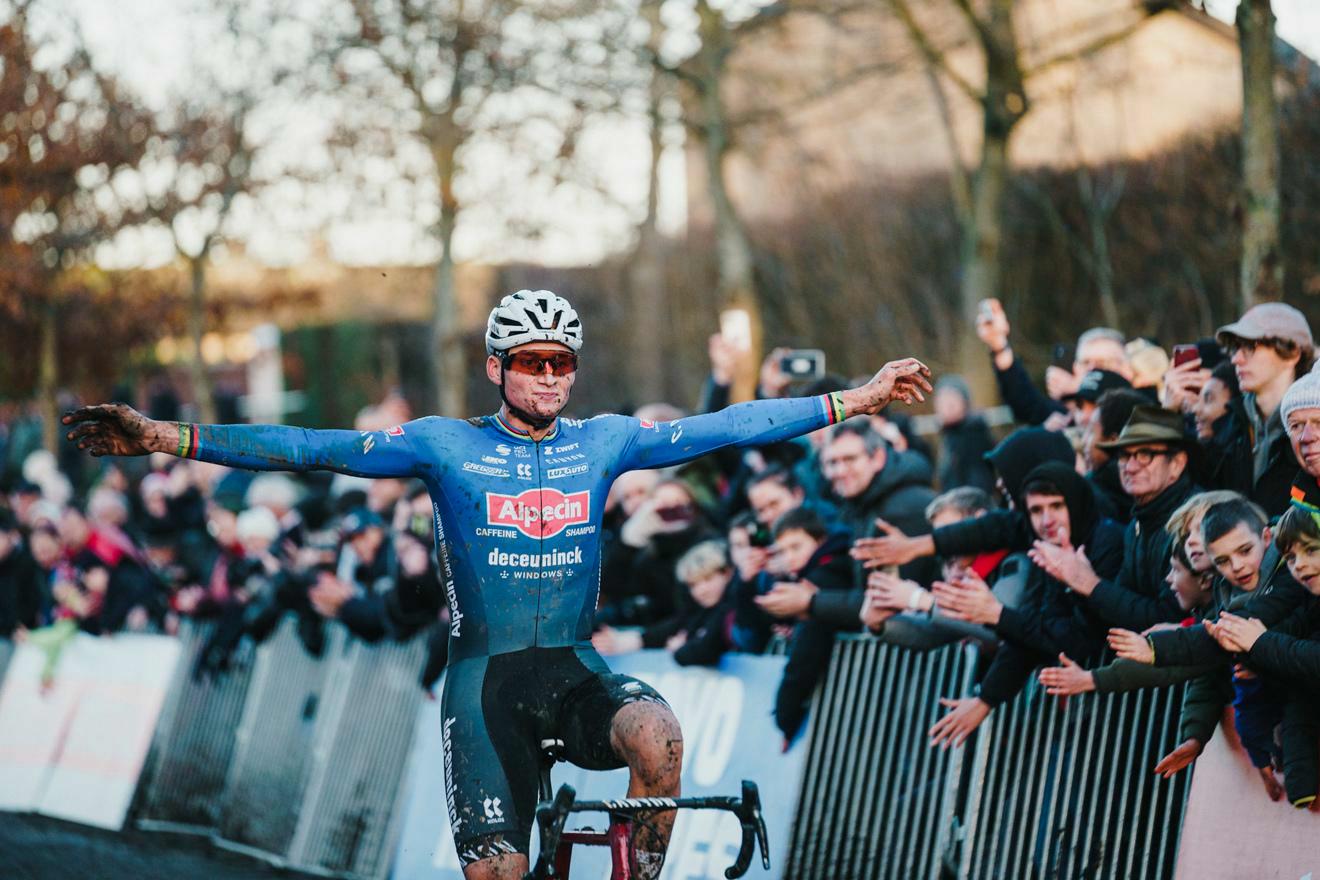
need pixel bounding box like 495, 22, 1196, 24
742, 780, 770, 871
724, 780, 769, 878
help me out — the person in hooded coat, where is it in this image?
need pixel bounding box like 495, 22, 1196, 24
849, 427, 1075, 573
928, 462, 1125, 745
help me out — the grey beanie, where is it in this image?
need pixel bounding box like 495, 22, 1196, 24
1281, 362, 1320, 431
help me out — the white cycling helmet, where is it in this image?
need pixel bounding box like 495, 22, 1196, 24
485, 289, 583, 355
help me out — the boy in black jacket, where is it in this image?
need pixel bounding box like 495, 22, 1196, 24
757, 507, 855, 745
1209, 497, 1320, 809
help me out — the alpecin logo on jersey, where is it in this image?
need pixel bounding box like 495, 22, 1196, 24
485, 488, 590, 539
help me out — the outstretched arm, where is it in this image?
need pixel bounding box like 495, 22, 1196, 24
65, 404, 424, 479
618, 358, 932, 471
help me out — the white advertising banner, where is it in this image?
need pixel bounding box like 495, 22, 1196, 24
0, 632, 181, 829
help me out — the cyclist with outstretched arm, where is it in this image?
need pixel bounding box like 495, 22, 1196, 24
65, 289, 931, 880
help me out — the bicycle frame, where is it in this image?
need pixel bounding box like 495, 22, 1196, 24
524, 783, 770, 880
547, 817, 635, 880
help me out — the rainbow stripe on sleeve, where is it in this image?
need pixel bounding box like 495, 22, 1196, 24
176, 423, 200, 459
822, 392, 847, 425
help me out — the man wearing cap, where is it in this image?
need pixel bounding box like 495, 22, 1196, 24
1082, 388, 1149, 525
1212, 302, 1313, 517
62, 289, 932, 880
1031, 406, 1198, 631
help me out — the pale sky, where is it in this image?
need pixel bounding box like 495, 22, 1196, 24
31, 0, 1320, 271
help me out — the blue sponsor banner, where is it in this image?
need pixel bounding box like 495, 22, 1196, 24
392, 650, 804, 879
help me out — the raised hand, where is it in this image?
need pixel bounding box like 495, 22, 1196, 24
63, 404, 176, 457
1029, 540, 1099, 596
1211, 612, 1267, 654
1038, 653, 1096, 696
865, 569, 929, 611
840, 359, 933, 417
1153, 738, 1203, 778
929, 696, 991, 749
850, 518, 933, 568
1161, 358, 1207, 413
930, 571, 1001, 626
1045, 365, 1081, 400
755, 580, 818, 619
1107, 628, 1154, 664
974, 298, 1010, 353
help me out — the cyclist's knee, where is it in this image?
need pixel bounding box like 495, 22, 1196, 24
610, 700, 683, 785
460, 843, 527, 880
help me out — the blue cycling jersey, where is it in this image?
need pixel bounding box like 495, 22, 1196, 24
187, 393, 846, 663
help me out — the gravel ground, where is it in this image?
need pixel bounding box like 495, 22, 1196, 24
0, 812, 323, 880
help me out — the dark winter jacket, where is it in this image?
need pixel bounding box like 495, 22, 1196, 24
937, 415, 996, 494
773, 532, 864, 741
672, 591, 739, 667
993, 355, 1065, 427
1084, 475, 1198, 631
1201, 394, 1299, 519
1248, 591, 1320, 694
835, 449, 938, 587
977, 464, 1126, 707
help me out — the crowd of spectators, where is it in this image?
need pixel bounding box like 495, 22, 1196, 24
4, 296, 1320, 816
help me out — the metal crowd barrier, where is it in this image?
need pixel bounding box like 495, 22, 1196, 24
134, 615, 429, 879
216, 616, 348, 857
959, 670, 1189, 880
788, 639, 976, 879
788, 636, 1190, 880
136, 620, 257, 829
285, 634, 427, 877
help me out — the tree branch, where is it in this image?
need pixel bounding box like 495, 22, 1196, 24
886, 0, 983, 102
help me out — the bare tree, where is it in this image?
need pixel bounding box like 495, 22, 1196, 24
0, 3, 152, 451
1236, 0, 1282, 308
101, 2, 299, 422
312, 0, 635, 416
890, 0, 1154, 390
650, 0, 895, 399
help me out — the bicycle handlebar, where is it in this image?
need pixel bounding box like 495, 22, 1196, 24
523, 781, 770, 880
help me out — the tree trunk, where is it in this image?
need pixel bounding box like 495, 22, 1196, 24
627, 69, 668, 406
1237, 0, 1283, 309
432, 206, 465, 417
701, 82, 761, 402
957, 131, 1011, 394
957, 0, 1026, 402
187, 255, 217, 423
428, 87, 467, 417
1081, 171, 1122, 329
39, 297, 58, 454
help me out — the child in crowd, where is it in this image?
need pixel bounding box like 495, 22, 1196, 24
667, 539, 738, 667
1208, 490, 1320, 810
1112, 498, 1291, 799
759, 506, 855, 744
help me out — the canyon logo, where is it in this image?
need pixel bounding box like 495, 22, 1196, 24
485, 488, 591, 538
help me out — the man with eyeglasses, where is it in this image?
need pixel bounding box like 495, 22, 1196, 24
1031, 406, 1199, 631
62, 288, 932, 880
